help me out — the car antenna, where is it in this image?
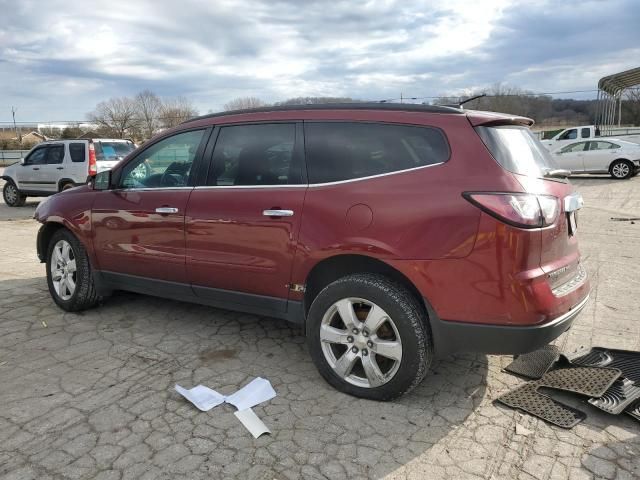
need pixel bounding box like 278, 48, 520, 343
458, 93, 486, 109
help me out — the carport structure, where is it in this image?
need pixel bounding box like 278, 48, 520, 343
596, 66, 640, 134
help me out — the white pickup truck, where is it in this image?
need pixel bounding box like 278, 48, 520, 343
542, 125, 640, 151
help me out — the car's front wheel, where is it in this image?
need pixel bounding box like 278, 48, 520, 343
307, 274, 432, 400
46, 228, 99, 311
3, 181, 26, 207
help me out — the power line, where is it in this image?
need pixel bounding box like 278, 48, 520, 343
378, 89, 603, 103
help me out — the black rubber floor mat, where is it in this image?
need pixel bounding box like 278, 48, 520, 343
539, 366, 621, 397
504, 345, 560, 379
497, 382, 586, 429
588, 378, 640, 415
626, 400, 640, 422
567, 348, 640, 383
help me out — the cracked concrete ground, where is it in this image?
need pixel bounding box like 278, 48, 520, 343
0, 174, 638, 480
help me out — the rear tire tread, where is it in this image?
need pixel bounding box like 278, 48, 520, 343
307, 273, 432, 401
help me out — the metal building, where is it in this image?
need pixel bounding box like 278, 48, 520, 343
596, 66, 640, 134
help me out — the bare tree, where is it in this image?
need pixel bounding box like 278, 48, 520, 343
276, 97, 357, 105
135, 90, 162, 139
88, 97, 139, 138
159, 96, 198, 129
224, 97, 269, 111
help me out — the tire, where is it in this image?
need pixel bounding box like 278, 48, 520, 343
307, 273, 432, 400
3, 181, 26, 207
46, 228, 99, 312
61, 182, 75, 191
610, 160, 633, 179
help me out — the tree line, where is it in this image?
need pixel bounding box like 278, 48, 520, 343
5, 84, 639, 149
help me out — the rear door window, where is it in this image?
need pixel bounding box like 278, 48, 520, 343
304, 122, 449, 184
475, 125, 558, 177
45, 145, 65, 164
207, 123, 301, 186
69, 143, 86, 162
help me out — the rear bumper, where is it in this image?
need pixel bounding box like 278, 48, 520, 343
429, 294, 589, 357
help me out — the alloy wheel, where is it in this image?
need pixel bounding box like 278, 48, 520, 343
5, 184, 17, 204
50, 239, 77, 301
612, 163, 630, 178
320, 297, 403, 388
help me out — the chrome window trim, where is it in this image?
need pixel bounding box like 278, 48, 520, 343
193, 162, 444, 190
109, 187, 195, 192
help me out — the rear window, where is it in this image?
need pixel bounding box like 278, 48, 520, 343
475, 126, 557, 177
94, 141, 135, 161
305, 122, 449, 184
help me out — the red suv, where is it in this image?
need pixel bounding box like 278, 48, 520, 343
34, 104, 589, 400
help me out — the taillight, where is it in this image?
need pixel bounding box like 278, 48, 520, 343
88, 142, 97, 176
463, 192, 559, 228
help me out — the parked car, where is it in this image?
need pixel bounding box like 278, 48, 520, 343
551, 139, 640, 179
33, 104, 590, 400
541, 124, 640, 151
1, 138, 136, 206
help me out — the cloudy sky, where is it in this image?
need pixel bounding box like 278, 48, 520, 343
0, 0, 638, 122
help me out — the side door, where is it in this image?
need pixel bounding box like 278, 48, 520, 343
554, 142, 588, 172
185, 122, 307, 313
586, 141, 621, 172
15, 146, 47, 190
39, 143, 65, 192
92, 128, 210, 284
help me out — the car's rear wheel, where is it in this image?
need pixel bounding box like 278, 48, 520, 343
61, 182, 75, 191
46, 228, 99, 311
3, 181, 26, 207
610, 160, 633, 179
307, 273, 432, 400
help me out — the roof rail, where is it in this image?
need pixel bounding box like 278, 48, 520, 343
182, 102, 464, 124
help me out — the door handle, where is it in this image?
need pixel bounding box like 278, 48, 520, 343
56, 167, 64, 170
155, 207, 179, 214
32, 167, 40, 170
263, 209, 294, 217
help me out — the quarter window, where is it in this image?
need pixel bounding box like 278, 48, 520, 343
120, 129, 205, 188
69, 143, 86, 163
305, 122, 449, 184
207, 123, 300, 186
581, 127, 591, 138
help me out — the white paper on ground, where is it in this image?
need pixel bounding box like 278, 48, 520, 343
225, 377, 276, 411
175, 384, 225, 412
234, 408, 271, 438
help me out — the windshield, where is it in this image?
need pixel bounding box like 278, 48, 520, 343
95, 141, 135, 162
475, 125, 558, 177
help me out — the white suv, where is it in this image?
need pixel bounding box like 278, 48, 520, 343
2, 138, 135, 206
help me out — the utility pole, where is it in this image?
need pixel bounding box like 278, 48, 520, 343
400, 93, 403, 104
11, 106, 21, 143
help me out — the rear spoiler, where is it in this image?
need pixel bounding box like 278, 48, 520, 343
465, 110, 534, 127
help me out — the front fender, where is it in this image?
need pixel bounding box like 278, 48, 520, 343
34, 185, 97, 266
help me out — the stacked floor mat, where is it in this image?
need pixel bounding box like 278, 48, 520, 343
498, 345, 640, 428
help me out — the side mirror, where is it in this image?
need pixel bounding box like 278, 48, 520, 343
93, 170, 112, 191
20, 157, 26, 165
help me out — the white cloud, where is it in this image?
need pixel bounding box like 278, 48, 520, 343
0, 0, 638, 121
